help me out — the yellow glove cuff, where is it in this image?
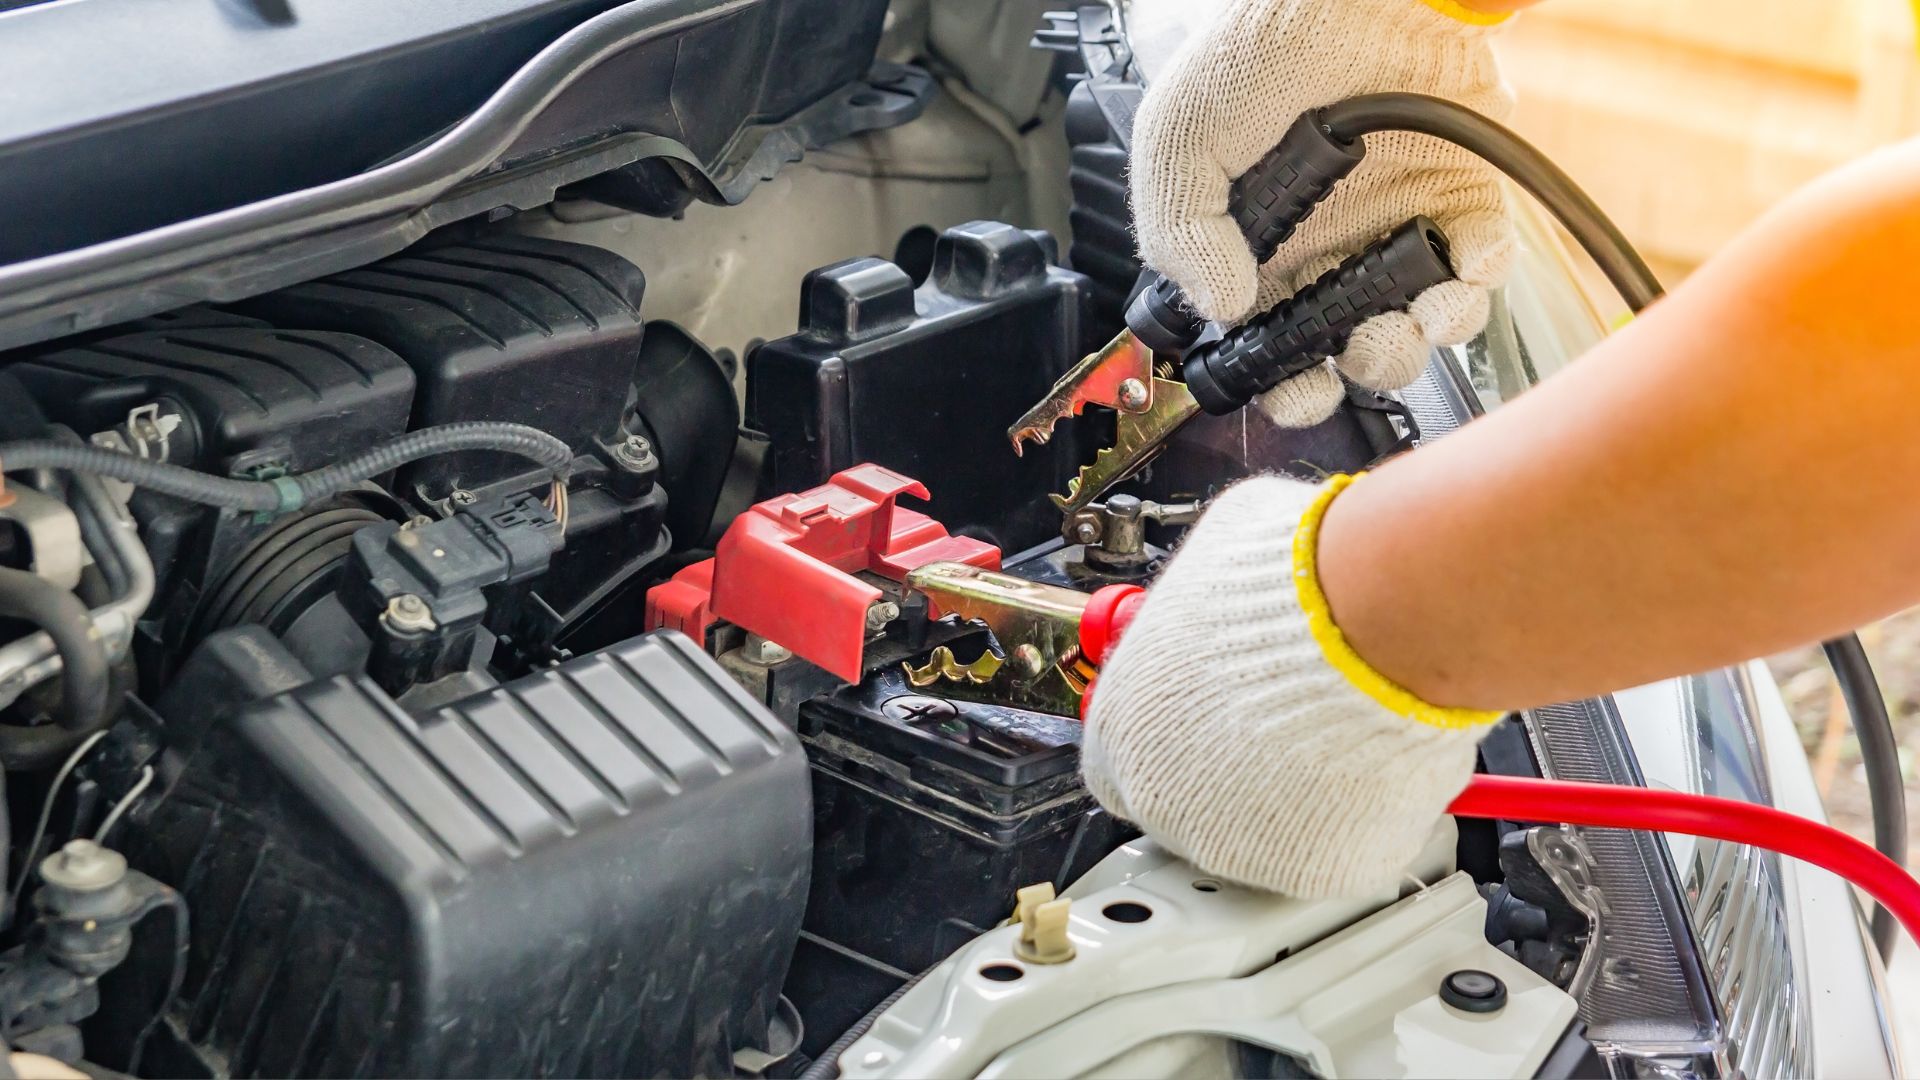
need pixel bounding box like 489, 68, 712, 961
1416, 0, 1514, 26
1292, 473, 1506, 730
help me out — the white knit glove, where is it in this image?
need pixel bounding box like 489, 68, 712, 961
1081, 475, 1503, 897
1128, 0, 1518, 427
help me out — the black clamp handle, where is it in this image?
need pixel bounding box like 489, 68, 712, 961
1183, 217, 1456, 415
1125, 109, 1366, 353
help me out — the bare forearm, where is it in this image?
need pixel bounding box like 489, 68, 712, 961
1319, 139, 1920, 709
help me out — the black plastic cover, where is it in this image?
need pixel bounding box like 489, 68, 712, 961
4, 327, 415, 477
747, 222, 1096, 552
235, 235, 646, 497
119, 630, 810, 1078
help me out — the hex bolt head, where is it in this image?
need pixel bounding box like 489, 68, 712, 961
40, 839, 127, 893
1117, 378, 1149, 411
383, 593, 437, 635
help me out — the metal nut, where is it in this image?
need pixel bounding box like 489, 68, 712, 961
1072, 517, 1102, 545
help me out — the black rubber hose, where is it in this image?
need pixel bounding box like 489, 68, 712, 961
0, 422, 571, 514
797, 970, 928, 1080
0, 568, 109, 733
1825, 637, 1906, 958
1314, 90, 1907, 959
1317, 93, 1662, 311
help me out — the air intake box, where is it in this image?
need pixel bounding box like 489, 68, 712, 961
115, 630, 810, 1078
234, 234, 646, 498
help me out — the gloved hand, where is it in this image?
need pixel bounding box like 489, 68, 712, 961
1080, 475, 1503, 896
1128, 0, 1519, 427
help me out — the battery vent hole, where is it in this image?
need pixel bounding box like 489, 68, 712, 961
1102, 901, 1153, 924
1192, 879, 1221, 893
979, 963, 1025, 982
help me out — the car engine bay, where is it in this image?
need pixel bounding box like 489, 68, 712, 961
0, 1, 1876, 1077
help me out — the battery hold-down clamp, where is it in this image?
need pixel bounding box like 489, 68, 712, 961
645, 464, 999, 681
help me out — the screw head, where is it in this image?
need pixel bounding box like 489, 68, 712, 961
614, 434, 657, 471
40, 839, 127, 892
1117, 378, 1149, 410
881, 695, 959, 723
449, 489, 478, 507
383, 593, 437, 634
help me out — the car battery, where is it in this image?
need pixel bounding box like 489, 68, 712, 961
785, 649, 1130, 1057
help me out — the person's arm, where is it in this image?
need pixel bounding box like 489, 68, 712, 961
1321, 137, 1920, 710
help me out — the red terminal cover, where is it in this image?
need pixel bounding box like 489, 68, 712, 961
1077, 584, 1147, 720
644, 464, 999, 681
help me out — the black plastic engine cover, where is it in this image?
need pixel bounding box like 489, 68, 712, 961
235, 234, 646, 499
747, 221, 1096, 554
115, 629, 810, 1078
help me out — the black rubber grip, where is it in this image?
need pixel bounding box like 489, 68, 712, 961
1126, 110, 1366, 353
1231, 110, 1367, 264
1183, 217, 1455, 415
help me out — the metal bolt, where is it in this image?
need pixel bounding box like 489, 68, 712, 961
614, 434, 657, 471
1117, 378, 1149, 411
40, 839, 127, 892
384, 593, 436, 634
865, 600, 900, 633
449, 489, 478, 507
881, 695, 958, 723
1072, 519, 1101, 545
742, 635, 791, 665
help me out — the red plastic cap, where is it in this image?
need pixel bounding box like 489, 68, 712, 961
644, 464, 998, 682
1079, 584, 1147, 667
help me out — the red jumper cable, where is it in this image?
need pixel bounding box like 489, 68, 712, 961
1449, 774, 1920, 948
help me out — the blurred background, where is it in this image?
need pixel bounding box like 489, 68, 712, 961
1494, 0, 1920, 1027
